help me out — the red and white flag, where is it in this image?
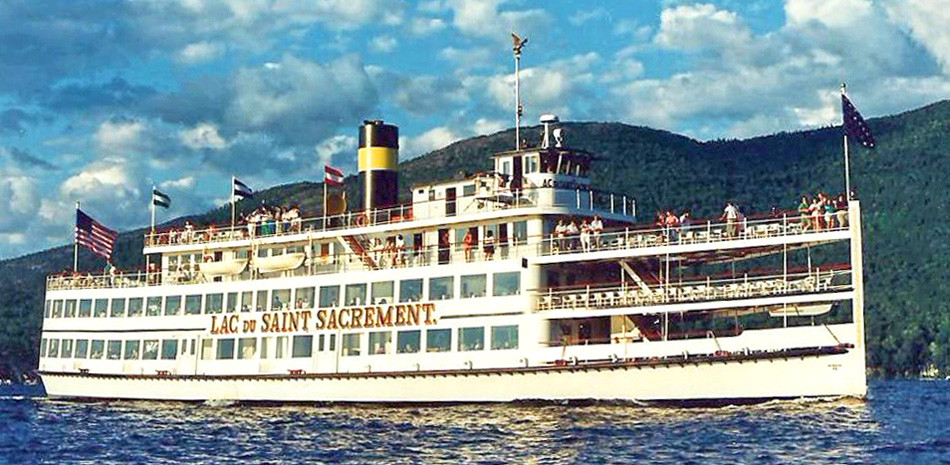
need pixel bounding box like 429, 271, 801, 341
324, 165, 344, 186
75, 209, 118, 259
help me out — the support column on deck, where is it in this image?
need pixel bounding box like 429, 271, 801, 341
848, 199, 868, 396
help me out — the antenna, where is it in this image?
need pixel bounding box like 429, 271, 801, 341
512, 33, 528, 150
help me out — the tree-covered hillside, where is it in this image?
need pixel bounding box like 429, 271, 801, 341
3, 100, 950, 380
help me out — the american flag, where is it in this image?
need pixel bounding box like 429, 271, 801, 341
842, 94, 876, 149
75, 209, 118, 259
324, 165, 344, 186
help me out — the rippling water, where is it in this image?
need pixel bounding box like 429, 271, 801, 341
1, 380, 949, 464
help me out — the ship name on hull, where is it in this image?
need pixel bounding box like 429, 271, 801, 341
209, 303, 437, 335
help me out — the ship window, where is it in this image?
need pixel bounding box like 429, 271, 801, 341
241, 291, 253, 312
318, 285, 339, 308
491, 325, 519, 350
184, 295, 201, 315
164, 296, 181, 316
44, 301, 51, 318
342, 333, 361, 356
513, 221, 527, 245
329, 334, 336, 351
428, 189, 436, 201
260, 337, 271, 359
239, 338, 257, 359
256, 290, 268, 312
143, 340, 159, 360
161, 340, 178, 360
345, 283, 367, 306
292, 336, 313, 358
428, 276, 454, 300
371, 281, 394, 305
463, 183, 476, 196
318, 334, 325, 352
107, 340, 122, 360
426, 329, 451, 353
79, 299, 92, 318
205, 293, 223, 314
216, 339, 235, 360
128, 298, 143, 317
397, 330, 421, 354
48, 339, 59, 358
460, 274, 487, 298
110, 298, 127, 317
272, 289, 291, 311
399, 279, 423, 302
189, 339, 195, 355
93, 299, 108, 318
201, 339, 214, 360
276, 336, 288, 358
502, 160, 511, 175
458, 327, 485, 351
492, 272, 520, 296
40, 339, 47, 358
124, 340, 140, 360
64, 300, 77, 318
146, 296, 161, 317
90, 340, 104, 359
295, 287, 315, 309
52, 300, 63, 318
75, 340, 88, 359
526, 155, 539, 174
60, 339, 73, 358
226, 292, 239, 313
369, 331, 392, 355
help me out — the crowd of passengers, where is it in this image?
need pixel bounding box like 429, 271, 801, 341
148, 203, 304, 245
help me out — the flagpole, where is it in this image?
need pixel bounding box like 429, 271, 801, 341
841, 83, 852, 200
230, 175, 236, 229
74, 201, 80, 272
323, 180, 328, 231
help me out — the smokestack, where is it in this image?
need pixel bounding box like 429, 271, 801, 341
358, 120, 399, 211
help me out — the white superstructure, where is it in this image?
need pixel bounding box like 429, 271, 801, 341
37, 117, 867, 403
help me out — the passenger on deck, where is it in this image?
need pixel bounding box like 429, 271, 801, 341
810, 196, 823, 231
463, 230, 475, 262
678, 210, 691, 242
835, 193, 848, 228
579, 220, 592, 252
395, 234, 406, 266
721, 202, 739, 237
590, 215, 604, 249
566, 220, 579, 250
798, 195, 811, 231
483, 230, 496, 259
554, 219, 567, 252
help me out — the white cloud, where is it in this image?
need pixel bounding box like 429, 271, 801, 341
179, 122, 227, 150
784, 0, 873, 28
438, 47, 492, 70
314, 134, 356, 166
474, 118, 506, 135
95, 120, 147, 154
654, 3, 751, 51
160, 176, 196, 190
370, 36, 398, 53
409, 17, 447, 35
568, 8, 608, 26
447, 0, 551, 42
484, 53, 600, 118
885, 0, 950, 74
400, 126, 460, 158
0, 168, 39, 233
175, 41, 223, 64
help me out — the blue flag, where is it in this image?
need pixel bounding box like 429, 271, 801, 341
842, 94, 875, 149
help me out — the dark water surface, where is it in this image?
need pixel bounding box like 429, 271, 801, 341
1, 380, 949, 464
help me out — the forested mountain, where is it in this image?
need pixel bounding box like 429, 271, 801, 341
3, 100, 950, 380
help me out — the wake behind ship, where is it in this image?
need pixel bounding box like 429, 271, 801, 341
36, 114, 868, 403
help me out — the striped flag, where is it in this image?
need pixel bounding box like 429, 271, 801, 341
842, 94, 876, 149
324, 165, 344, 186
152, 188, 171, 209
233, 177, 253, 200
75, 209, 118, 259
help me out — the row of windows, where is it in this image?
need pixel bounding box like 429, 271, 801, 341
45, 272, 521, 319
40, 325, 519, 362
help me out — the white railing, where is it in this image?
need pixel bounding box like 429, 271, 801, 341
537, 268, 851, 312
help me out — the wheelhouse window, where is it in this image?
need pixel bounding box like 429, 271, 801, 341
399, 279, 423, 302
146, 296, 161, 317
79, 299, 92, 318
426, 329, 451, 352
272, 289, 291, 311
292, 336, 313, 358
492, 272, 520, 296
397, 330, 421, 354
64, 300, 77, 318
513, 221, 528, 245
52, 300, 63, 318
342, 333, 361, 356
110, 298, 127, 317
296, 287, 315, 309
60, 339, 73, 358
107, 340, 122, 360
124, 340, 140, 360
164, 296, 181, 316
205, 293, 224, 314
458, 327, 485, 351
143, 340, 159, 360
369, 331, 392, 355
184, 295, 201, 315
48, 339, 59, 358
90, 340, 105, 359
93, 299, 108, 318
161, 340, 178, 360
44, 301, 50, 319
128, 298, 144, 317
238, 338, 257, 359
345, 283, 367, 306
371, 281, 394, 304
40, 339, 47, 358
491, 325, 519, 350
75, 340, 89, 359
429, 276, 454, 300
460, 274, 487, 298
216, 339, 235, 359
318, 285, 339, 308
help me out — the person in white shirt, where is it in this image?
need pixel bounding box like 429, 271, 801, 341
590, 216, 604, 249
721, 202, 739, 237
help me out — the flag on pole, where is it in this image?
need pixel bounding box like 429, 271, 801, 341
233, 177, 253, 200
75, 209, 118, 259
152, 188, 171, 209
324, 165, 344, 186
842, 94, 876, 149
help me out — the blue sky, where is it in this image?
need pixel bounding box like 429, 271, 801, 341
1, 0, 948, 259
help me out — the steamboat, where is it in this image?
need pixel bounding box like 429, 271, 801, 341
37, 114, 867, 403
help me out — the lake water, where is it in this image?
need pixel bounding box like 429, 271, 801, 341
1, 380, 948, 464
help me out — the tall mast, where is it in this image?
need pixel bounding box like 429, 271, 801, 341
512, 33, 527, 150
